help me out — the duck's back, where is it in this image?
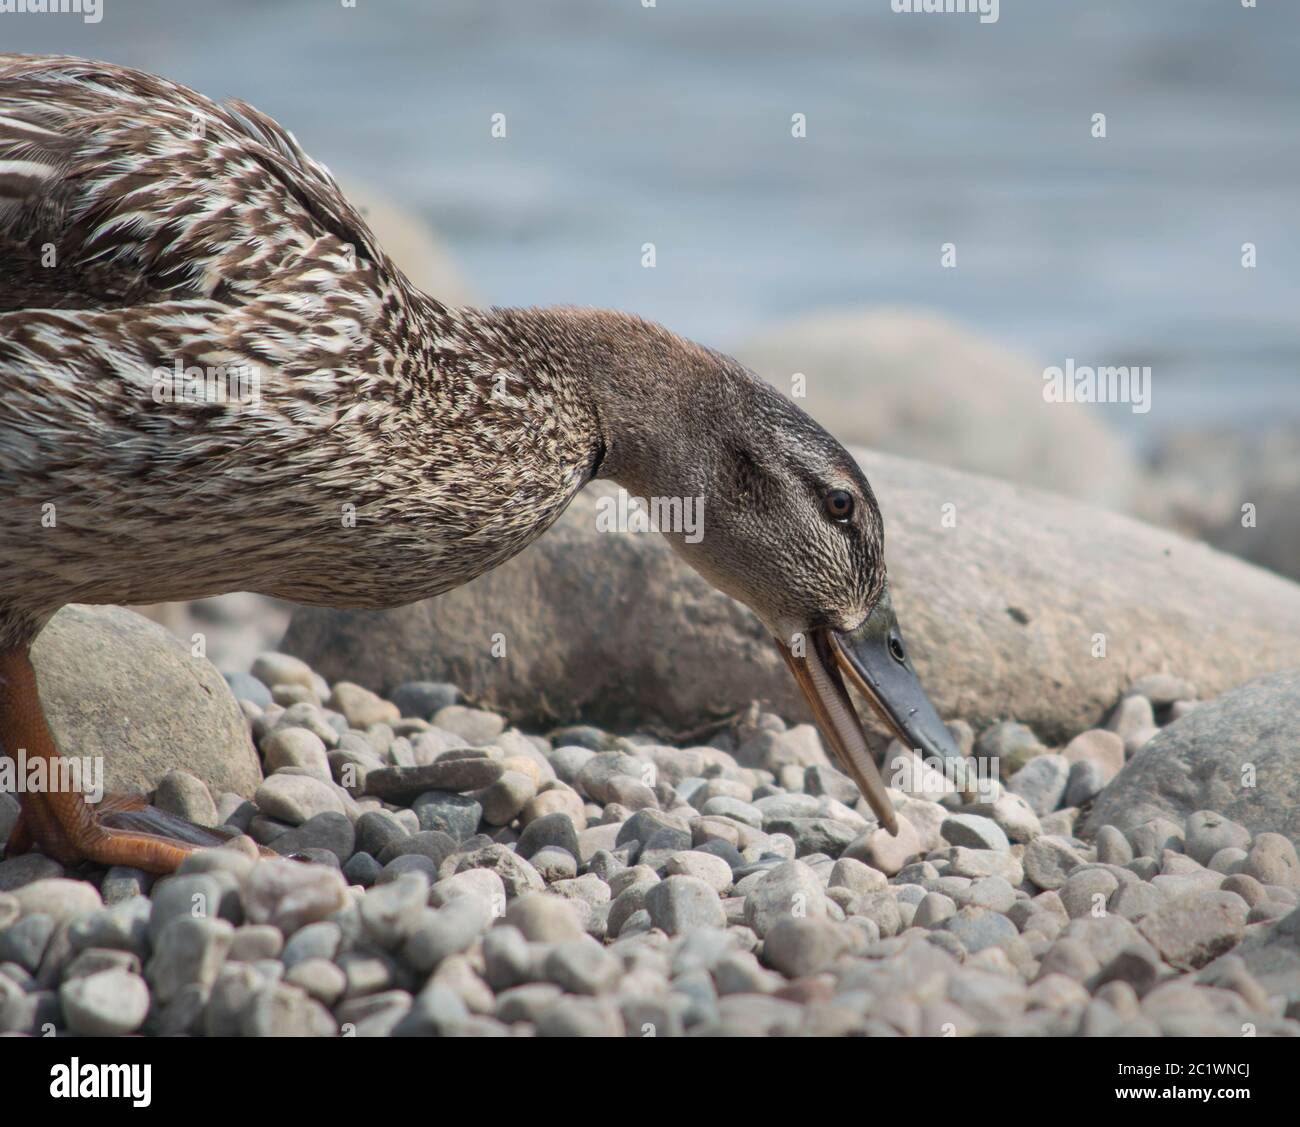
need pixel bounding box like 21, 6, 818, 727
0, 57, 596, 629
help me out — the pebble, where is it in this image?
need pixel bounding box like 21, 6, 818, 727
366, 759, 504, 804
664, 851, 733, 894
479, 770, 537, 825
251, 652, 315, 691
942, 906, 1019, 954
1007, 754, 1070, 817
412, 791, 483, 842
544, 935, 622, 994
154, 770, 220, 826
762, 916, 851, 977
453, 844, 544, 898
743, 860, 827, 938
1024, 836, 1087, 891
1108, 694, 1158, 755
147, 916, 233, 1004
1184, 811, 1252, 866
242, 982, 336, 1036
242, 860, 349, 934
431, 705, 507, 745
1243, 833, 1300, 889
941, 814, 1010, 852
961, 794, 1042, 844
1137, 891, 1249, 971
975, 720, 1046, 776
844, 817, 921, 877
329, 682, 401, 729
645, 876, 727, 935
254, 773, 347, 825
60, 968, 151, 1036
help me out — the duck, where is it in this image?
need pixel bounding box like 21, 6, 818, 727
0, 54, 964, 874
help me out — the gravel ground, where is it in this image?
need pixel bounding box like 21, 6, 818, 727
0, 657, 1297, 1038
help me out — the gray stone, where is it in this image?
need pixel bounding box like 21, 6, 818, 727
1060, 869, 1120, 919
269, 812, 355, 863
644, 876, 726, 935
1184, 811, 1253, 867
1243, 833, 1300, 889
60, 968, 150, 1036
961, 794, 1042, 844
940, 814, 1010, 852
432, 705, 506, 745
1108, 694, 1158, 756
977, 721, 1048, 776
153, 770, 220, 827
1138, 891, 1250, 971
504, 892, 585, 942
1095, 825, 1133, 865
1065, 760, 1108, 807
33, 606, 262, 799
241, 982, 336, 1036
914, 893, 957, 929
452, 844, 544, 899
402, 895, 494, 972
390, 680, 460, 719
1007, 754, 1070, 817
0, 914, 54, 973
544, 936, 622, 994
360, 872, 431, 949
412, 791, 483, 842
366, 759, 503, 803
254, 773, 347, 825
743, 860, 826, 938
1087, 670, 1300, 842
147, 916, 233, 1004
241, 859, 349, 934
941, 906, 1018, 954
762, 916, 851, 978
11, 878, 102, 926
1024, 836, 1087, 891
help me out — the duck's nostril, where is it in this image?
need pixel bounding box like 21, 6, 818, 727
889, 635, 906, 663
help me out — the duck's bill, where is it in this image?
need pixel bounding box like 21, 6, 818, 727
775, 591, 963, 837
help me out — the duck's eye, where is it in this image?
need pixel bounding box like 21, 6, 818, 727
823, 489, 854, 523
888, 634, 906, 664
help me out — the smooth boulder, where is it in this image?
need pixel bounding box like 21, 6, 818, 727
30, 605, 262, 798
1085, 669, 1300, 841
281, 449, 1300, 742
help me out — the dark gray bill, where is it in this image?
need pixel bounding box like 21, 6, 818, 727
828, 585, 967, 783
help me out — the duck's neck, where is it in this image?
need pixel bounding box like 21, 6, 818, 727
434, 302, 725, 502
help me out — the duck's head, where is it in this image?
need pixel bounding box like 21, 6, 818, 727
591, 328, 963, 834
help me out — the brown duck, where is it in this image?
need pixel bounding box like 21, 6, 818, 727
0, 54, 962, 873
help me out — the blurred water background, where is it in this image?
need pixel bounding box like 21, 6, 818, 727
9, 0, 1298, 446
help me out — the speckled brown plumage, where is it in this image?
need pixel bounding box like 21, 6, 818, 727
0, 55, 620, 648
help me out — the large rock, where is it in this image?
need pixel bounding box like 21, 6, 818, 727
1085, 669, 1300, 841
281, 450, 1300, 742
1147, 423, 1300, 584
29, 605, 262, 798
736, 308, 1138, 510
